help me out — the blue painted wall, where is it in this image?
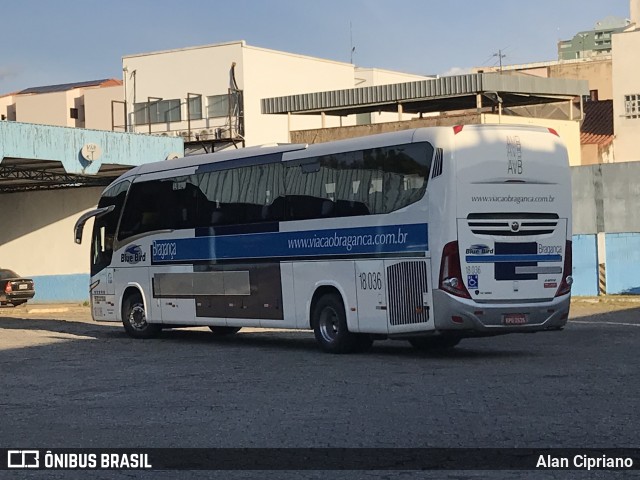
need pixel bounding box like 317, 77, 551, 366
571, 234, 599, 296
30, 274, 90, 303
0, 121, 183, 174
604, 233, 640, 294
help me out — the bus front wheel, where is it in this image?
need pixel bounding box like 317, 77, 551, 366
122, 292, 161, 339
312, 293, 367, 354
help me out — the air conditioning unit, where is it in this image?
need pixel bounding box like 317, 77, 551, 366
216, 127, 230, 139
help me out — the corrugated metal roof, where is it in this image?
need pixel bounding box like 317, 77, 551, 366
18, 79, 121, 95
261, 73, 589, 116
581, 99, 614, 146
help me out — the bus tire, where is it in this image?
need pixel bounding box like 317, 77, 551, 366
122, 292, 160, 339
408, 336, 461, 351
209, 326, 241, 336
312, 293, 360, 354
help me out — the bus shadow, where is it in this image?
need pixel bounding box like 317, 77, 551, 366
158, 328, 536, 359
0, 315, 122, 340
3, 305, 637, 359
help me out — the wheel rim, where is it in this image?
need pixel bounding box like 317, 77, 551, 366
318, 306, 340, 343
128, 303, 147, 330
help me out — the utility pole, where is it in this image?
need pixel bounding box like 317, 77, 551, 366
493, 49, 506, 72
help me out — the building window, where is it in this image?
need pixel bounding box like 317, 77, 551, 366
624, 95, 640, 119
207, 94, 229, 118
133, 99, 181, 124
188, 95, 202, 120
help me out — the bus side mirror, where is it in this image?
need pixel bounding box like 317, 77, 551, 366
73, 206, 115, 245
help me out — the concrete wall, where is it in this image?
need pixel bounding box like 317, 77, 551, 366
290, 114, 481, 144
571, 162, 640, 235
0, 188, 101, 301
612, 29, 640, 162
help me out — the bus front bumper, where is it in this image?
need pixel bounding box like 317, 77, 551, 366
432, 290, 571, 335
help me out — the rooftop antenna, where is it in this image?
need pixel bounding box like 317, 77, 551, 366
350, 21, 356, 64
493, 49, 507, 72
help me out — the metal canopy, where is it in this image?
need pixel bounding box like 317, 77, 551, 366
261, 73, 589, 116
0, 157, 130, 193
0, 121, 183, 194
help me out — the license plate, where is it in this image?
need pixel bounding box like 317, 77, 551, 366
18, 284, 28, 290
503, 313, 527, 325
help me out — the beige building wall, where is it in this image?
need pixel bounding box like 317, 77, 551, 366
481, 114, 581, 166
0, 94, 17, 120
84, 85, 124, 131
479, 59, 613, 100
16, 92, 69, 126
548, 60, 612, 99
8, 85, 122, 130
612, 28, 640, 162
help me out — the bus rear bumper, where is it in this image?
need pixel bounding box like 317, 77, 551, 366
432, 290, 570, 335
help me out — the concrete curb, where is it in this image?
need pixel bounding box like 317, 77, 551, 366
572, 296, 640, 304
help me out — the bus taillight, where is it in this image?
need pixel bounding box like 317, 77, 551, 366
555, 240, 573, 297
439, 241, 471, 299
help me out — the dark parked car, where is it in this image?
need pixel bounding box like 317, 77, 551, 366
0, 269, 35, 306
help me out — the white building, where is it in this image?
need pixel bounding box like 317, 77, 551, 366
122, 40, 431, 150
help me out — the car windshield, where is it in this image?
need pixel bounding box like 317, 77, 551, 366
0, 269, 19, 280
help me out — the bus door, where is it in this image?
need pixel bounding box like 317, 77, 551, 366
91, 223, 118, 321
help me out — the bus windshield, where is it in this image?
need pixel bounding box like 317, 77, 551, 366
91, 181, 129, 275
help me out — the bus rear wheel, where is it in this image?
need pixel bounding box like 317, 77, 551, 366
312, 293, 365, 354
208, 326, 241, 336
122, 292, 161, 339
408, 336, 461, 351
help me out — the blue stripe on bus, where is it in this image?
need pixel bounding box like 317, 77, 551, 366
152, 223, 428, 263
465, 254, 562, 263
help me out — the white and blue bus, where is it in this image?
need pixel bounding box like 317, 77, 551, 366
74, 125, 573, 353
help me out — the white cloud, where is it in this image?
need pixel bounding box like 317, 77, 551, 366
441, 66, 474, 77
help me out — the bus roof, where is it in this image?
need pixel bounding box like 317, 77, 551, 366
110, 128, 425, 188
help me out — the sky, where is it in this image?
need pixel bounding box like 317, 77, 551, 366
0, 0, 632, 94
